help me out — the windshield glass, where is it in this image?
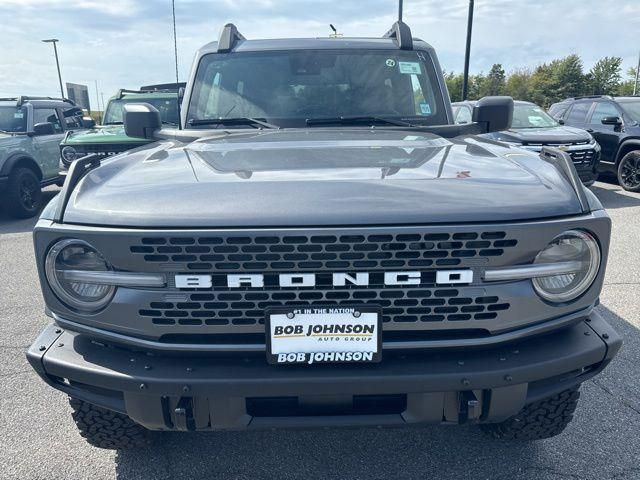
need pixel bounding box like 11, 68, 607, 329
187, 50, 447, 127
511, 104, 558, 128
103, 96, 179, 125
619, 100, 640, 123
0, 105, 28, 133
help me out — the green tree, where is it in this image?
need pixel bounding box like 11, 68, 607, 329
618, 67, 638, 96
483, 63, 506, 96
554, 54, 587, 100
505, 68, 532, 100
444, 71, 464, 102
588, 56, 622, 95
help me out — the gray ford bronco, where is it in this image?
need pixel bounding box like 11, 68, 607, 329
0, 96, 92, 218
27, 22, 621, 449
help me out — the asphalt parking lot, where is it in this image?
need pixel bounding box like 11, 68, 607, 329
1, 180, 639, 480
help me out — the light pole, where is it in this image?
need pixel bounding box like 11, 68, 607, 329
461, 0, 474, 100
42, 39, 64, 98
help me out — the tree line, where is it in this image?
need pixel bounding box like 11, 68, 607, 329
445, 55, 638, 107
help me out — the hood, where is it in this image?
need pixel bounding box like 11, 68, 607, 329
65, 125, 146, 145
62, 129, 584, 228
490, 125, 592, 144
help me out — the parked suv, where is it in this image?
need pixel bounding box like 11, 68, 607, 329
27, 21, 620, 449
59, 85, 183, 167
0, 96, 92, 218
454, 100, 600, 186
551, 95, 640, 191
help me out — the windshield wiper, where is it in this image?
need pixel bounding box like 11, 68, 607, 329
188, 117, 280, 129
306, 116, 415, 127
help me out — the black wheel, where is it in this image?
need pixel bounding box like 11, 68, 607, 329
69, 397, 152, 450
617, 151, 640, 192
480, 387, 580, 441
2, 167, 43, 218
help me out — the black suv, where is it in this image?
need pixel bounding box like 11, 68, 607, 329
550, 95, 640, 191
454, 100, 600, 186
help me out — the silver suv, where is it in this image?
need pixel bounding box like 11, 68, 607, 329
0, 96, 93, 218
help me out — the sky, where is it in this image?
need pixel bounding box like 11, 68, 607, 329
2, 0, 640, 108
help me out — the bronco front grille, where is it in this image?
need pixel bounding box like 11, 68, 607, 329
138, 286, 510, 328
129, 232, 518, 272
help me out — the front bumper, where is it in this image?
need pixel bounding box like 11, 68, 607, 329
27, 310, 621, 431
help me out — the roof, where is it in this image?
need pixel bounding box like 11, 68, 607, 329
197, 36, 434, 56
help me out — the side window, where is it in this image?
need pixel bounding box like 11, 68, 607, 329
33, 108, 62, 133
565, 102, 591, 124
455, 106, 472, 124
589, 102, 620, 125
62, 107, 84, 129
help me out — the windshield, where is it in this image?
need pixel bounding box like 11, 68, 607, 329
103, 96, 179, 125
187, 49, 448, 127
511, 104, 558, 129
0, 105, 28, 133
619, 100, 640, 123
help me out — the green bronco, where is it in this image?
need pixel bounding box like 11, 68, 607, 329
0, 96, 91, 218
59, 85, 183, 167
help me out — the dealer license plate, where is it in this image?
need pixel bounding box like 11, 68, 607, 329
266, 306, 382, 365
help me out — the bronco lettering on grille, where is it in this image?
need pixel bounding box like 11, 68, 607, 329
174, 270, 474, 289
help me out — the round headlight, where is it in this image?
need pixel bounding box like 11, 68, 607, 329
45, 239, 115, 312
532, 230, 600, 303
61, 146, 79, 165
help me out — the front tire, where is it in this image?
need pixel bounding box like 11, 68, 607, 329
480, 387, 580, 441
2, 167, 43, 218
617, 151, 640, 192
69, 397, 152, 450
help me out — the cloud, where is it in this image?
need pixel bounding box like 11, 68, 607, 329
1, 0, 639, 103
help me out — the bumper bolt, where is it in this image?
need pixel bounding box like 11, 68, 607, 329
602, 333, 609, 339
55, 329, 62, 334
139, 383, 147, 390
183, 385, 191, 393
286, 312, 295, 319
186, 367, 193, 373
39, 345, 46, 351
504, 375, 513, 382
57, 343, 64, 347
584, 331, 591, 336
353, 311, 361, 318
461, 378, 470, 386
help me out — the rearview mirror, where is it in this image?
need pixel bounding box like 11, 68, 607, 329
601, 116, 622, 126
123, 103, 161, 139
472, 96, 514, 133
32, 122, 55, 136
82, 117, 96, 128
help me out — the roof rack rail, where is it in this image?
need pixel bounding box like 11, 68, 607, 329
14, 96, 75, 106
0, 97, 18, 102
139, 82, 186, 92
383, 20, 413, 50
571, 95, 612, 100
217, 23, 245, 53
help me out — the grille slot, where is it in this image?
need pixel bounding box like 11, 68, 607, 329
130, 232, 517, 271
139, 286, 509, 328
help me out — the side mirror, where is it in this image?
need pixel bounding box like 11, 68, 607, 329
601, 116, 622, 126
82, 117, 96, 129
32, 122, 56, 136
472, 96, 514, 133
123, 103, 161, 139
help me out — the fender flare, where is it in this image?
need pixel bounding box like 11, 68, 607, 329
615, 139, 640, 165
0, 153, 42, 180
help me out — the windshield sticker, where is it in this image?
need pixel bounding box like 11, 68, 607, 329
385, 59, 396, 67
419, 103, 431, 115
13, 112, 24, 118
399, 61, 421, 75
